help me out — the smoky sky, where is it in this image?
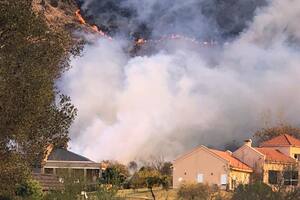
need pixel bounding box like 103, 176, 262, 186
76, 0, 268, 40
62, 0, 300, 162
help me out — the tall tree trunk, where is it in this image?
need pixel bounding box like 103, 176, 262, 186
150, 187, 156, 200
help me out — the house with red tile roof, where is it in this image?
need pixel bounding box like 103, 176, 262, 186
173, 134, 300, 189
173, 145, 252, 189
233, 135, 299, 187
260, 134, 300, 161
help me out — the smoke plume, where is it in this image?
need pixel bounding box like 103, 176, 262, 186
60, 0, 300, 162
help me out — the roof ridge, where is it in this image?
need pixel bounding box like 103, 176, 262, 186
48, 148, 93, 162
283, 134, 292, 145
209, 148, 252, 171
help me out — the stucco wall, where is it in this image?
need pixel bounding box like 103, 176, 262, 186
173, 147, 229, 188
233, 145, 264, 173
229, 170, 251, 189
290, 147, 300, 158
262, 163, 290, 184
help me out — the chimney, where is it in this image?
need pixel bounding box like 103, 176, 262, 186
226, 150, 232, 155
244, 139, 252, 147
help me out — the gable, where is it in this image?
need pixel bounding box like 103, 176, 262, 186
174, 146, 228, 167
233, 145, 265, 169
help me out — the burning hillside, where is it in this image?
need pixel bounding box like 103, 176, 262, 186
56, 0, 300, 162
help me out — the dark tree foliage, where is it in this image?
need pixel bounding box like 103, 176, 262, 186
159, 161, 172, 176
232, 182, 282, 200
254, 123, 300, 144
0, 0, 79, 197
100, 162, 130, 188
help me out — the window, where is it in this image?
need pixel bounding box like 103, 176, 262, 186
294, 154, 300, 161
197, 174, 204, 183
221, 174, 227, 185
283, 171, 298, 186
44, 168, 54, 174
268, 170, 279, 185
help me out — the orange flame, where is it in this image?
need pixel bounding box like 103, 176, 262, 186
75, 9, 86, 24
75, 10, 215, 46
136, 38, 146, 45
75, 10, 112, 40
92, 25, 105, 36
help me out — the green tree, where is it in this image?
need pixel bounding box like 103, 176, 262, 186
15, 179, 43, 200
130, 167, 169, 200
159, 161, 172, 176
0, 0, 80, 197
100, 161, 130, 188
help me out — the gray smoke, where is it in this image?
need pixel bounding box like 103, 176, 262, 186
60, 0, 300, 162
78, 0, 267, 39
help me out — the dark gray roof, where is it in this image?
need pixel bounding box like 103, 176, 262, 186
48, 148, 93, 162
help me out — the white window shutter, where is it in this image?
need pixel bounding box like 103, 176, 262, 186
197, 174, 204, 183
221, 174, 227, 185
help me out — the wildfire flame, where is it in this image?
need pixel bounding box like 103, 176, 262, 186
75, 10, 86, 24
75, 10, 215, 47
91, 25, 105, 36
135, 38, 146, 45
136, 35, 216, 47
75, 10, 112, 40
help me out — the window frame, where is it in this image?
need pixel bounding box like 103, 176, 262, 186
268, 170, 279, 185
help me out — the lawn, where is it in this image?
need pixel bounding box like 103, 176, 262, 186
117, 188, 177, 200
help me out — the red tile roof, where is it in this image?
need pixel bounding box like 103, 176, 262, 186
209, 149, 252, 172
254, 147, 295, 163
260, 134, 300, 147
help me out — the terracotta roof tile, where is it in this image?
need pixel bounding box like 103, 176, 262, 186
209, 149, 252, 172
254, 147, 295, 163
260, 134, 300, 147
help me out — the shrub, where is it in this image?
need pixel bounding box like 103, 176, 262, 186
100, 162, 130, 188
15, 179, 43, 200
231, 182, 281, 200
284, 187, 300, 200
44, 176, 85, 200
177, 183, 212, 200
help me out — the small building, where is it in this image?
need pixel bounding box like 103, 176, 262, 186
233, 135, 299, 187
34, 145, 101, 191
173, 145, 252, 189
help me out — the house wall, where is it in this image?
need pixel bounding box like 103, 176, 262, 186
233, 145, 265, 173
260, 146, 300, 186
229, 170, 251, 189
290, 147, 300, 159
173, 147, 229, 188
262, 162, 289, 184
43, 161, 101, 182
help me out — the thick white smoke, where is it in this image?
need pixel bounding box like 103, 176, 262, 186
60, 0, 300, 162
